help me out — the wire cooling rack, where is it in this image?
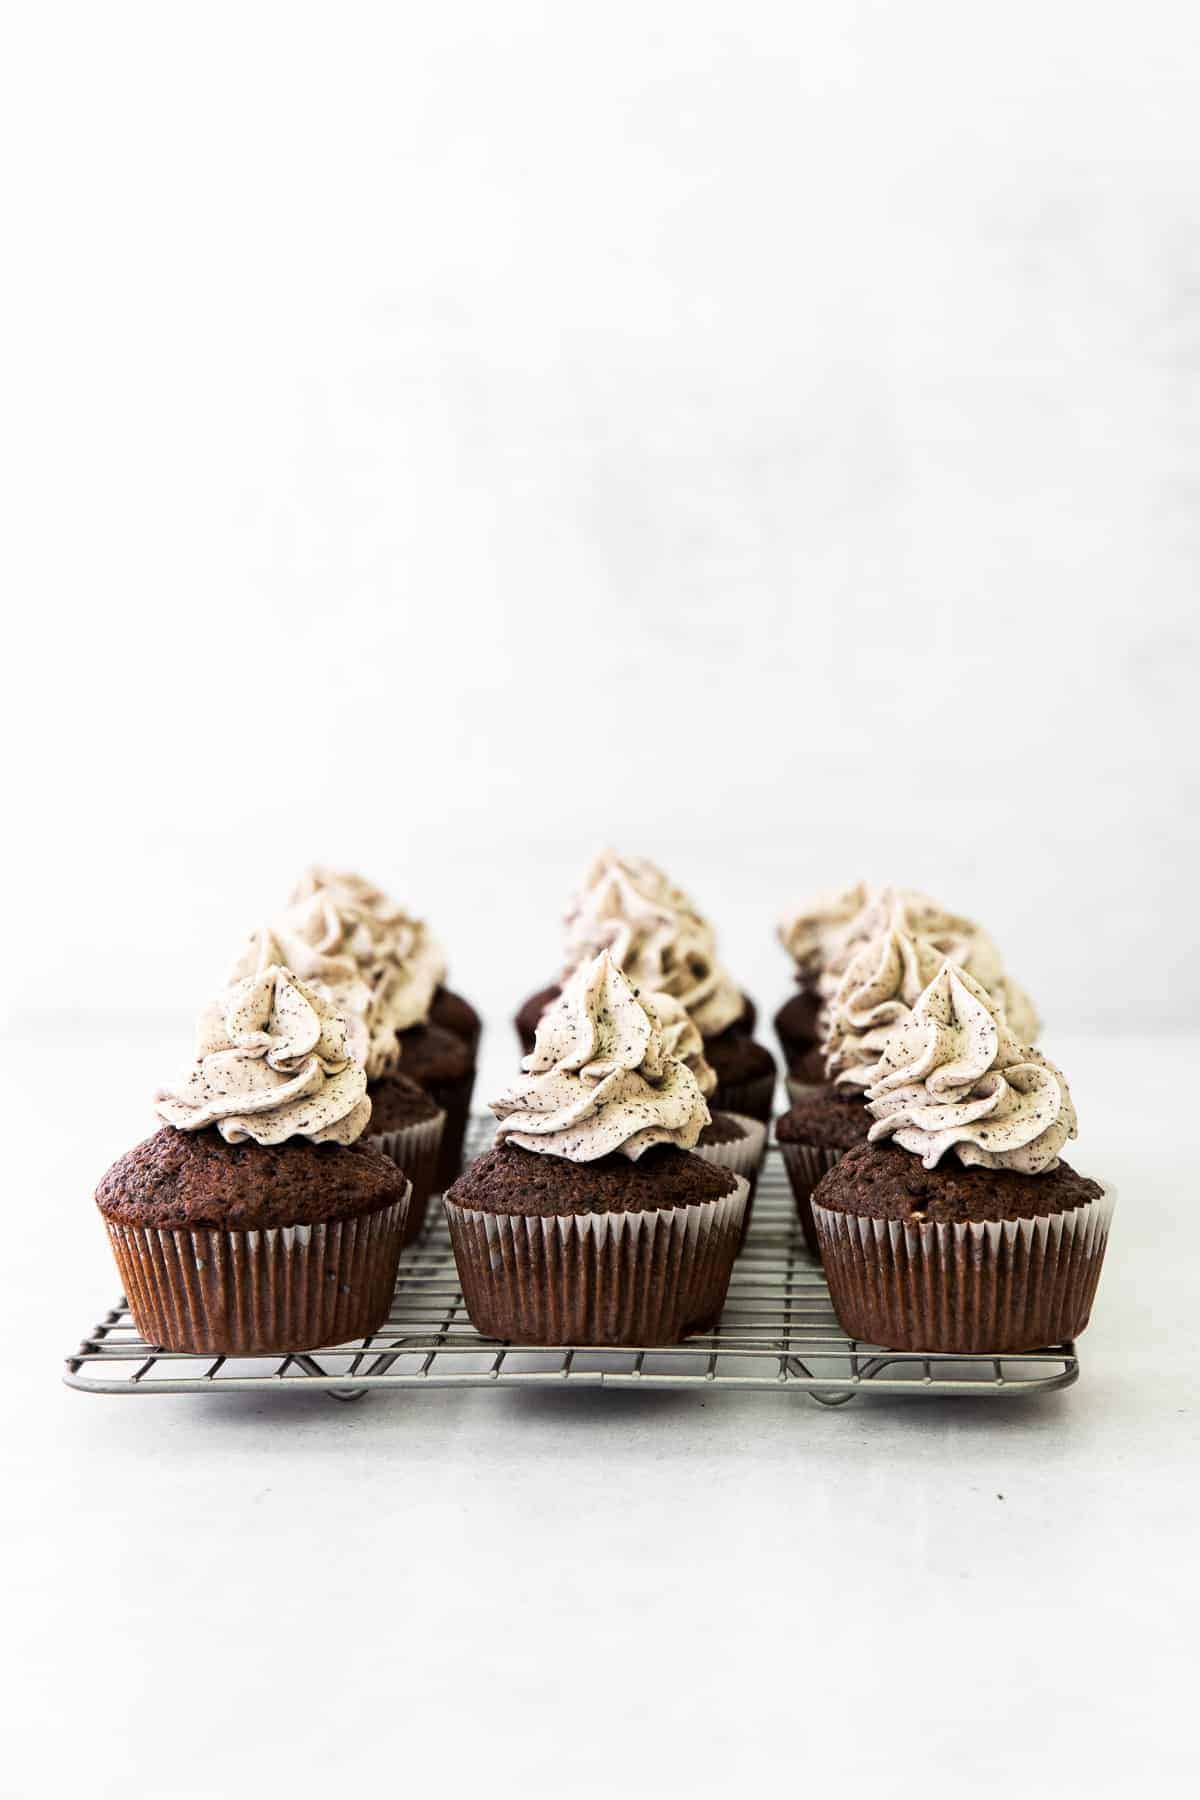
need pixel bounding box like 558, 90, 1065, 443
65, 1117, 1079, 1407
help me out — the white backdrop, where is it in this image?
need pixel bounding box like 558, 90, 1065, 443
5, 1, 1199, 1081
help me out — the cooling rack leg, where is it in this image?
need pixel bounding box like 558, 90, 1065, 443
805, 1390, 858, 1408
326, 1386, 370, 1403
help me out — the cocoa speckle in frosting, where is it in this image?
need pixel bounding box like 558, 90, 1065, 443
491, 949, 710, 1161
864, 963, 1075, 1173
156, 963, 372, 1146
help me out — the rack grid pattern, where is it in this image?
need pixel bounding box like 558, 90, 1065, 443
65, 1119, 1079, 1407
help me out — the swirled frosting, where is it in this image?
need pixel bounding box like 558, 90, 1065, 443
778, 883, 871, 978
491, 950, 710, 1160
290, 866, 446, 1008
264, 869, 446, 1076
155, 964, 372, 1145
644, 991, 718, 1099
781, 882, 1040, 1041
865, 964, 1075, 1173
823, 928, 946, 1091
562, 849, 743, 1037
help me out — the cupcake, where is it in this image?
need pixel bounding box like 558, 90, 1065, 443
229, 925, 445, 1241
515, 849, 757, 1054
276, 869, 476, 1187
95, 963, 410, 1353
646, 990, 767, 1244
445, 951, 747, 1345
517, 849, 773, 1116
811, 963, 1113, 1352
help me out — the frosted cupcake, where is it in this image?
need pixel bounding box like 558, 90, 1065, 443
811, 963, 1113, 1353
777, 926, 936, 1251
515, 849, 757, 1051
447, 951, 747, 1345
517, 850, 774, 1119
775, 883, 1039, 1091
95, 964, 410, 1353
278, 869, 475, 1189
229, 924, 444, 1242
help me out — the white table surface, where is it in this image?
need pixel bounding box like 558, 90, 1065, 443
7, 1025, 1198, 1798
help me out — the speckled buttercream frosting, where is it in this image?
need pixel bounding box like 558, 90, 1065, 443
823, 927, 946, 1091
561, 849, 743, 1038
864, 963, 1075, 1173
780, 882, 1040, 1043
155, 963, 372, 1146
645, 991, 718, 1098
492, 950, 711, 1160
262, 867, 447, 1075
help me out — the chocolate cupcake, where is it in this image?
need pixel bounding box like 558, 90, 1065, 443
271, 870, 479, 1187
395, 1020, 475, 1189
776, 1086, 872, 1255
229, 925, 447, 1214
703, 1028, 777, 1124
778, 926, 1035, 1254
517, 849, 758, 1063
364, 1072, 445, 1242
811, 964, 1113, 1352
96, 964, 410, 1353
445, 951, 747, 1345
429, 985, 482, 1057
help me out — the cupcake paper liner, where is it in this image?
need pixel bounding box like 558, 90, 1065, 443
812, 1184, 1116, 1354
692, 1112, 767, 1249
444, 1177, 749, 1346
785, 1074, 830, 1109
368, 1109, 446, 1243
712, 1069, 776, 1126
778, 1140, 845, 1257
106, 1187, 410, 1355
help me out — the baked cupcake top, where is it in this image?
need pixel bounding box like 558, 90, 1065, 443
259, 866, 447, 1075
864, 963, 1075, 1174
492, 949, 710, 1161
155, 962, 372, 1146
561, 848, 743, 1038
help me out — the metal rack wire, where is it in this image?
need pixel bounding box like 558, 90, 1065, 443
65, 1118, 1079, 1406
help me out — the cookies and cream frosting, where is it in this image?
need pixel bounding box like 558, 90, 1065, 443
491, 950, 710, 1160
645, 991, 718, 1099
865, 964, 1075, 1173
155, 964, 372, 1146
823, 927, 946, 1091
257, 868, 446, 1076
562, 849, 743, 1038
781, 882, 1040, 1042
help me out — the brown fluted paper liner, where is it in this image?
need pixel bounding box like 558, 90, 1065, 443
692, 1113, 767, 1250
369, 1110, 446, 1243
812, 1185, 1116, 1353
779, 1141, 845, 1258
444, 1178, 749, 1346
106, 1189, 410, 1355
